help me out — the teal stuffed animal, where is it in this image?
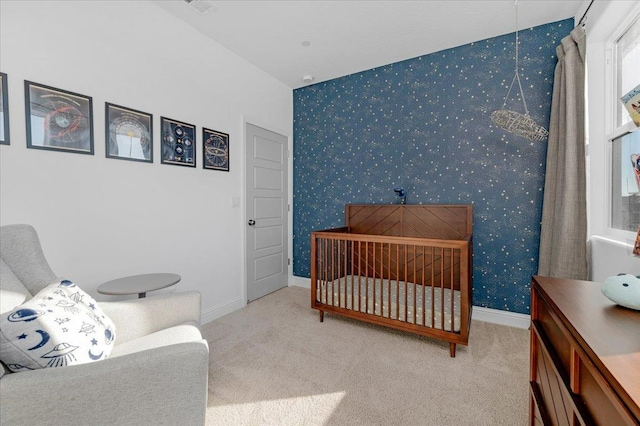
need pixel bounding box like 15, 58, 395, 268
601, 273, 640, 311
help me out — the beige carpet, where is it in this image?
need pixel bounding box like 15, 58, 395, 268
201, 286, 529, 426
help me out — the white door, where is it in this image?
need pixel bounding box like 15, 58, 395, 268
245, 123, 288, 302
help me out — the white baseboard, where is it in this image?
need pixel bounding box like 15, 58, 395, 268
290, 276, 530, 329
291, 276, 311, 288
201, 296, 245, 325
472, 306, 530, 329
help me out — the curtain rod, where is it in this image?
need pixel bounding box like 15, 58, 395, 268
578, 0, 595, 27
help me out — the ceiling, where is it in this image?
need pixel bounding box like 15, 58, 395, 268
153, 0, 584, 89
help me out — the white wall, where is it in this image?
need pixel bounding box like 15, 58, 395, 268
0, 0, 293, 323
582, 0, 640, 279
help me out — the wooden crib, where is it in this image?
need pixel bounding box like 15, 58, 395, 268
311, 204, 473, 357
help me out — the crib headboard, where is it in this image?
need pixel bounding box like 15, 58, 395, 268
345, 204, 472, 239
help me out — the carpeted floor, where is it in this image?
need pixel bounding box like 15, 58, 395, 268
201, 286, 529, 425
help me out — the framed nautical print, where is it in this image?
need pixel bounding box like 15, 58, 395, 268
0, 72, 9, 145
25, 81, 94, 154
160, 116, 195, 167
203, 128, 229, 171
105, 103, 153, 163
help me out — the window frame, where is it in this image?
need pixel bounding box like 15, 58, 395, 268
601, 3, 640, 242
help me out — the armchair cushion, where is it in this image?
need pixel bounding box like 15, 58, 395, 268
109, 322, 202, 358
0, 259, 30, 314
1, 340, 209, 425
0, 279, 116, 372
101, 290, 201, 345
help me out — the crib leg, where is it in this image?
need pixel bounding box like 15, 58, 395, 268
319, 310, 324, 322
449, 343, 456, 358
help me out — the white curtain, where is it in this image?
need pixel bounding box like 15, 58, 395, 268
538, 26, 588, 280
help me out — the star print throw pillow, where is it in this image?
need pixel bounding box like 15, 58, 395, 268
0, 279, 116, 372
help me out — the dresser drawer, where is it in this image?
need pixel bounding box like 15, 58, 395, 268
531, 320, 590, 425
535, 295, 572, 377
529, 381, 550, 426
530, 276, 640, 426
577, 350, 637, 426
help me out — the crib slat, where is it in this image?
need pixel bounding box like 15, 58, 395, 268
322, 238, 326, 305
336, 239, 340, 308
336, 239, 339, 306
440, 246, 445, 331
447, 249, 453, 331
376, 243, 379, 316
373, 241, 377, 315
342, 239, 346, 308
341, 239, 344, 307
403, 244, 407, 322
332, 239, 336, 307
319, 238, 323, 304
357, 240, 362, 313
422, 244, 426, 327
450, 247, 455, 332
323, 238, 327, 305
317, 238, 327, 303
325, 238, 329, 306
336, 240, 340, 308
378, 242, 382, 317
365, 241, 369, 314
431, 247, 435, 329
311, 235, 316, 305
340, 239, 344, 308
322, 239, 325, 309
338, 240, 341, 306
345, 238, 348, 309
351, 239, 355, 310
396, 244, 400, 320
315, 238, 319, 303
376, 242, 380, 316
413, 244, 417, 325
387, 243, 391, 318
445, 246, 449, 330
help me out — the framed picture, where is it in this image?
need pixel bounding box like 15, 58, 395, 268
25, 81, 93, 154
160, 117, 196, 167
105, 103, 153, 163
203, 128, 229, 171
0, 72, 9, 145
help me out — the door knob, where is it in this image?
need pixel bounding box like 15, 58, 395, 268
248, 219, 256, 226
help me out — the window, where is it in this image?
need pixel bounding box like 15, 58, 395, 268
611, 131, 640, 231
609, 12, 640, 233
616, 15, 640, 128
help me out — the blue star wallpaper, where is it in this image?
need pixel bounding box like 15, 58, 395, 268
293, 19, 574, 315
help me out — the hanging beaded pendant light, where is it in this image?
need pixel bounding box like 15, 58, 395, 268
490, 0, 549, 142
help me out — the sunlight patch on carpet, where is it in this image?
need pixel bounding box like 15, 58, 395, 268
209, 391, 346, 425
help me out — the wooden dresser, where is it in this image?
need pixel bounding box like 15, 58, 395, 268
530, 275, 640, 425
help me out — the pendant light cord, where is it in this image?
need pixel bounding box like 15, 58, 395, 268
500, 0, 531, 116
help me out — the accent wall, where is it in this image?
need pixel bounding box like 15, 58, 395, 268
293, 19, 574, 314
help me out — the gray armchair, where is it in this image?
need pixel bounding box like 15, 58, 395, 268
0, 224, 209, 425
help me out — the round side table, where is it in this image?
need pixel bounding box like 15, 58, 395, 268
97, 273, 181, 298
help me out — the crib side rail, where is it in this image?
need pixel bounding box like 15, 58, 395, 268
311, 231, 472, 347
313, 229, 469, 249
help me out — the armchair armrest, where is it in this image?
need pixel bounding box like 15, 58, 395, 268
0, 340, 209, 426
100, 291, 201, 345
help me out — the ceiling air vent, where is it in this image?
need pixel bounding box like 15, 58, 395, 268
184, 0, 217, 15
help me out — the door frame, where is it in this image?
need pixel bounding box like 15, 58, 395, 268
241, 116, 293, 305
